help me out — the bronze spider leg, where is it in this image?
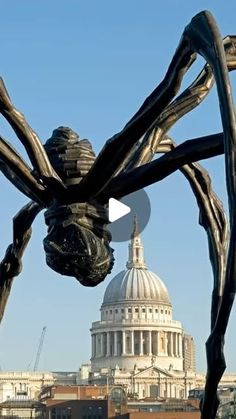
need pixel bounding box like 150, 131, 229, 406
0, 135, 51, 205
123, 35, 236, 170
101, 133, 224, 199
0, 79, 66, 196
102, 35, 235, 198
70, 12, 234, 200
105, 132, 228, 327
139, 39, 236, 334
183, 14, 236, 419
105, 11, 236, 419
120, 35, 234, 335
124, 57, 217, 170
113, 40, 230, 333
106, 35, 232, 341
169, 145, 228, 328
70, 24, 198, 200
0, 201, 42, 323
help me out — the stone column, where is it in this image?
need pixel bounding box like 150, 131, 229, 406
148, 330, 152, 355
131, 330, 134, 355
170, 333, 173, 356
174, 333, 177, 357
165, 332, 168, 355
91, 334, 95, 358
175, 333, 179, 357
166, 332, 170, 356
100, 333, 104, 357
178, 333, 181, 357
122, 331, 126, 355
173, 332, 176, 356
106, 332, 110, 357
179, 333, 183, 357
156, 331, 159, 355
114, 331, 118, 356
95, 334, 99, 357
140, 331, 143, 355
176, 333, 179, 356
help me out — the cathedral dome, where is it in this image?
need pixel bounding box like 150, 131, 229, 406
103, 268, 170, 304
91, 217, 185, 375
103, 217, 171, 306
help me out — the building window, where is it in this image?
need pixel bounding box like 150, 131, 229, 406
149, 308, 152, 313
115, 309, 118, 313
128, 308, 132, 313
155, 309, 158, 313
161, 309, 163, 314
135, 308, 139, 313
121, 308, 124, 313
110, 309, 112, 314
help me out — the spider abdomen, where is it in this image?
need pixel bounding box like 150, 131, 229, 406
43, 200, 114, 286
43, 127, 114, 286
44, 126, 96, 186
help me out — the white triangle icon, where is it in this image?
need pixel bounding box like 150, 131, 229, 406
108, 198, 131, 222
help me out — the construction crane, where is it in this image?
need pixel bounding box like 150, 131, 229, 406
33, 326, 47, 371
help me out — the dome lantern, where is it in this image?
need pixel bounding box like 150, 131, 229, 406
102, 218, 171, 305
126, 216, 147, 270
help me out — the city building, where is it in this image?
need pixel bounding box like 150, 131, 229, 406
183, 335, 196, 372
0, 371, 54, 402
2, 219, 236, 412
89, 219, 197, 398
0, 398, 46, 418
39, 385, 200, 418
40, 385, 127, 418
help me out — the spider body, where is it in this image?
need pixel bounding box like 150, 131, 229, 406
43, 127, 114, 286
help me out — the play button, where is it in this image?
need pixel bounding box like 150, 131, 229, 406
108, 198, 131, 222
107, 189, 151, 242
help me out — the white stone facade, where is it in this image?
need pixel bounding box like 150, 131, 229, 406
0, 371, 54, 402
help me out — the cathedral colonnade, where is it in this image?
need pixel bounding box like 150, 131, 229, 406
91, 330, 183, 358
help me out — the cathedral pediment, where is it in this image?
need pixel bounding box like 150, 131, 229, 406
134, 365, 173, 379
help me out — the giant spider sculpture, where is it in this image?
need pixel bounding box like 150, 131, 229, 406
0, 10, 236, 418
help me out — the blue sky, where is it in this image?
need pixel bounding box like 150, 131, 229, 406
0, 1, 236, 374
